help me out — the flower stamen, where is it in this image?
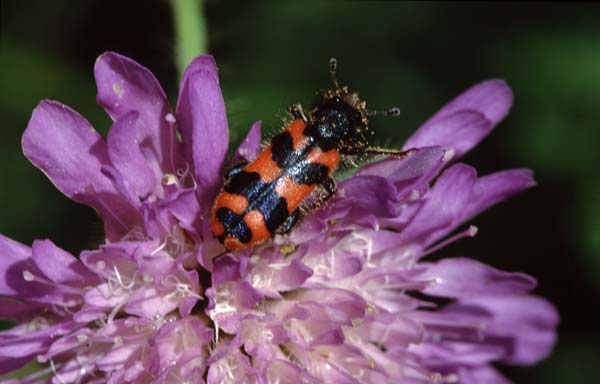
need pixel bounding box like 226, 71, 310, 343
110, 265, 137, 290
28, 316, 50, 332
161, 274, 202, 300
50, 359, 68, 384
165, 112, 178, 173
22, 270, 83, 296
422, 225, 478, 257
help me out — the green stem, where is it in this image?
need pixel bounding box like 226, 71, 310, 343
171, 0, 208, 79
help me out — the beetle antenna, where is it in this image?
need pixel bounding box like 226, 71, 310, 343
366, 107, 401, 117
329, 58, 340, 89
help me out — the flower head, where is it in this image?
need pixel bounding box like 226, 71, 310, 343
0, 53, 558, 383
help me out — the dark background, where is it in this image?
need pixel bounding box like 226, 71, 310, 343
1, 1, 599, 382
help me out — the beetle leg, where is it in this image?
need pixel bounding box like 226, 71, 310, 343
277, 177, 337, 235
289, 103, 308, 122
340, 146, 417, 158
322, 176, 337, 199
277, 208, 301, 234
305, 176, 337, 210
225, 161, 249, 180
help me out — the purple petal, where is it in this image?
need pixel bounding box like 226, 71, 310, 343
268, 258, 313, 292
355, 313, 424, 348
0, 297, 46, 321
31, 239, 98, 285
164, 189, 203, 237
403, 111, 492, 158
106, 112, 161, 203
0, 356, 33, 375
22, 101, 139, 241
423, 80, 512, 128
177, 70, 229, 211
43, 328, 94, 359
73, 306, 106, 323
176, 265, 201, 317
458, 168, 536, 225
258, 359, 319, 384
356, 146, 449, 208
84, 283, 126, 308
233, 121, 262, 164
419, 258, 537, 298
314, 345, 388, 383
416, 338, 505, 366
457, 365, 511, 384
353, 271, 423, 313
295, 288, 366, 324
0, 330, 48, 358
421, 168, 536, 245
22, 100, 111, 197
357, 146, 445, 185
250, 258, 312, 295
0, 235, 47, 299
141, 200, 177, 239
155, 318, 212, 370
95, 52, 177, 173
340, 175, 399, 218
486, 295, 559, 365
444, 295, 559, 365
95, 344, 139, 372
0, 234, 29, 261
0, 235, 30, 295
211, 255, 242, 286
189, 71, 229, 208
404, 80, 513, 156
234, 281, 264, 309
400, 163, 477, 247
177, 54, 218, 104
284, 302, 345, 348
176, 55, 228, 210
0, 320, 79, 360
124, 285, 179, 318
288, 346, 362, 383
207, 349, 257, 384
241, 317, 289, 359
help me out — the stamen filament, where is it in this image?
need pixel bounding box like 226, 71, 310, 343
422, 225, 478, 257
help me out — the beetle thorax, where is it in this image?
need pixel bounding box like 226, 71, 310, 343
307, 94, 366, 150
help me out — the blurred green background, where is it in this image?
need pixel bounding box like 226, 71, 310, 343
1, 1, 599, 382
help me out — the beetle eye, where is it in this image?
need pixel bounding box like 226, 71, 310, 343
319, 124, 334, 138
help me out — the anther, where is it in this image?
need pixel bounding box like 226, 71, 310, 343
22, 270, 79, 294
162, 173, 179, 186
76, 334, 89, 343
409, 189, 421, 201
165, 113, 176, 124
23, 270, 35, 282
28, 317, 50, 332
422, 225, 478, 257
442, 148, 455, 163
280, 243, 296, 255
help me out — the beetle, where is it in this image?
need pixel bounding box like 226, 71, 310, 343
211, 59, 413, 250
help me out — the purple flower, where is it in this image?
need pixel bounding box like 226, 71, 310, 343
0, 52, 558, 383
